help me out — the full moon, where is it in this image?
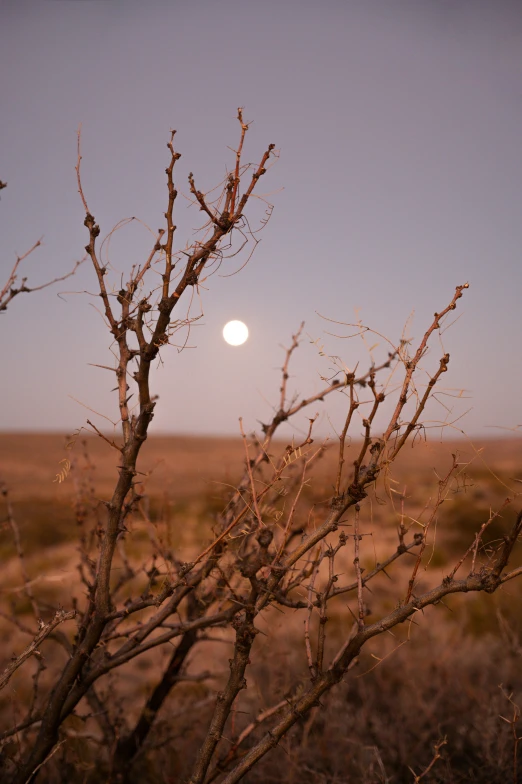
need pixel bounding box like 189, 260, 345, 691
223, 320, 249, 346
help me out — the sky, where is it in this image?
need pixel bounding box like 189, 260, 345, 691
1, 0, 521, 442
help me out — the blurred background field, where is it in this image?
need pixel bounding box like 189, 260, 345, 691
1, 431, 520, 555
1, 432, 521, 782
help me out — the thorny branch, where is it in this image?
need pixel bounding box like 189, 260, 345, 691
0, 241, 83, 313
1, 178, 83, 312
0, 610, 76, 692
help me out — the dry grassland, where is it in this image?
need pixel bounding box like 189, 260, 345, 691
1, 433, 521, 782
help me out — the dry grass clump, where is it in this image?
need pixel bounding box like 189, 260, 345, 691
21, 616, 521, 783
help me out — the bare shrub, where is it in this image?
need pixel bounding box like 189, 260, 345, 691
0, 112, 521, 784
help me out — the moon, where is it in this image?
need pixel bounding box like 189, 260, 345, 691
223, 320, 249, 346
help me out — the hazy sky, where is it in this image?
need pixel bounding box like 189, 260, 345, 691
1, 0, 521, 441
